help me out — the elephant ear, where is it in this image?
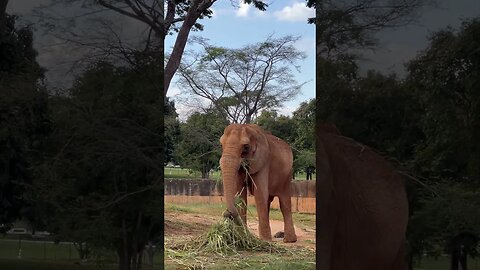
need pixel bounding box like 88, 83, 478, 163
241, 125, 261, 158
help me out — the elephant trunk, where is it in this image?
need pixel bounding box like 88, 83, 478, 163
220, 154, 242, 223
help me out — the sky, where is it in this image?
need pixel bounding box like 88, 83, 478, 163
356, 0, 480, 77
165, 1, 316, 121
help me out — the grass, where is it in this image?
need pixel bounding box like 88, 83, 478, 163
165, 248, 315, 270
0, 237, 164, 269
0, 238, 78, 260
173, 218, 285, 255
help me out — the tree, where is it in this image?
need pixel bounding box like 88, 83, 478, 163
407, 18, 480, 184
292, 99, 315, 150
255, 110, 295, 144
164, 97, 180, 164
0, 13, 51, 227
175, 110, 225, 179
38, 59, 163, 270
178, 36, 306, 124
407, 183, 480, 269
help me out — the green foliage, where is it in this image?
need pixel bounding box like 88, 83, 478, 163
292, 99, 315, 151
254, 100, 315, 176
408, 183, 480, 263
174, 110, 225, 179
407, 18, 480, 183
164, 97, 180, 164
255, 110, 295, 143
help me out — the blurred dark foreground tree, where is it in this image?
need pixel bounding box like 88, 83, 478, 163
0, 13, 51, 230
36, 55, 164, 270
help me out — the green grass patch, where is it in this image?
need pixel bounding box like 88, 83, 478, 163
165, 204, 195, 213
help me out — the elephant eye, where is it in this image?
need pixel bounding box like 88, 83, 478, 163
242, 144, 250, 155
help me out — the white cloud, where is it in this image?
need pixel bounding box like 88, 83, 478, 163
276, 105, 297, 117
295, 36, 315, 55
166, 85, 182, 98
236, 2, 251, 17
274, 2, 315, 22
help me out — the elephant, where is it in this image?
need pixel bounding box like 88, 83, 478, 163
219, 124, 297, 243
317, 123, 408, 270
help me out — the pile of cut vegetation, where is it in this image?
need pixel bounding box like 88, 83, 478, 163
172, 218, 286, 255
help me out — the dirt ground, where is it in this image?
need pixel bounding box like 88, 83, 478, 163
165, 211, 316, 250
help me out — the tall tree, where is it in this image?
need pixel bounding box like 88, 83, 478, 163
0, 13, 50, 227
178, 36, 306, 124
292, 99, 315, 150
38, 59, 163, 270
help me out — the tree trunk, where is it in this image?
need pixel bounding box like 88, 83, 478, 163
136, 249, 144, 270
119, 216, 131, 270
73, 242, 89, 260
164, 0, 208, 96
451, 250, 459, 270
460, 252, 467, 270
117, 247, 131, 270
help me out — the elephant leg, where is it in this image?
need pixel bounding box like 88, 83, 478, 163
253, 177, 271, 241
279, 193, 297, 243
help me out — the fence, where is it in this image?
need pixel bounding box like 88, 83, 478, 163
164, 179, 316, 214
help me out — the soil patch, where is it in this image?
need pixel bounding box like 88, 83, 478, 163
165, 212, 315, 250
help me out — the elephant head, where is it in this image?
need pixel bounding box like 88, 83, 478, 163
219, 124, 268, 222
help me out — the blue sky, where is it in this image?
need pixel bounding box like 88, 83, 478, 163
165, 1, 315, 121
